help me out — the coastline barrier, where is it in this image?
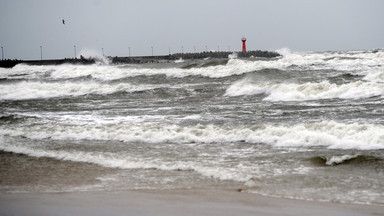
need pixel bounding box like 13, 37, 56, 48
0, 50, 280, 68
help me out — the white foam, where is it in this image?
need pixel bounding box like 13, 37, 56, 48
225, 78, 384, 101
78, 48, 111, 64
325, 154, 359, 166
0, 64, 54, 80
175, 58, 184, 63
363, 68, 384, 83
2, 121, 384, 150
228, 52, 238, 59
275, 47, 292, 56
3, 49, 383, 81
224, 75, 265, 97
0, 80, 156, 100
0, 67, 21, 79
0, 140, 251, 183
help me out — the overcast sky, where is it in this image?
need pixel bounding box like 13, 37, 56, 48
1, 0, 383, 60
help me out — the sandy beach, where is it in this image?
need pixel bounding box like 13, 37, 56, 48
1, 189, 383, 216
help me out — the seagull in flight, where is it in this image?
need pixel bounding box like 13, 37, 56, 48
62, 19, 65, 25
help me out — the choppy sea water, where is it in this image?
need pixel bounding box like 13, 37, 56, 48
1, 49, 384, 205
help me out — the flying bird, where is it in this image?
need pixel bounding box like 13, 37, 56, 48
62, 19, 65, 25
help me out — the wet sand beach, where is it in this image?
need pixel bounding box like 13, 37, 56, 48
1, 189, 383, 216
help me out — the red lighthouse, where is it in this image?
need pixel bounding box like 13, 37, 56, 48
241, 37, 247, 52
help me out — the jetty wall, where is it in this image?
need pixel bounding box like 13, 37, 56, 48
0, 50, 280, 68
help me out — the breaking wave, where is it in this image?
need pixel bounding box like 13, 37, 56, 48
310, 154, 383, 166
78, 49, 111, 65
225, 78, 384, 101
2, 121, 384, 150
0, 142, 251, 183
0, 80, 157, 100
363, 68, 384, 83
2, 49, 383, 81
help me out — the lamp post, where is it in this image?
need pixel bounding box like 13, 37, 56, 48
40, 46, 42, 60
1, 46, 3, 60
151, 46, 153, 56
74, 45, 76, 58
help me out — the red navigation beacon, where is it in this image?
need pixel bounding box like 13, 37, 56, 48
241, 37, 247, 52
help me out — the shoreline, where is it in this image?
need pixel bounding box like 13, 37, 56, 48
1, 189, 383, 216
0, 50, 280, 68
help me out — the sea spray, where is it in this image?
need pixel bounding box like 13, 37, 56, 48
78, 49, 111, 65
275, 47, 292, 56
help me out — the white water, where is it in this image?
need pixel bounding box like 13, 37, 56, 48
225, 79, 384, 101
1, 49, 383, 102
0, 80, 157, 100
2, 121, 383, 150
0, 140, 252, 183
2, 49, 383, 81
1, 49, 384, 205
325, 154, 360, 166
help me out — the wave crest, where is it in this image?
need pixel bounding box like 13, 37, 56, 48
225, 77, 384, 101
2, 121, 384, 150
0, 81, 156, 100
310, 154, 383, 166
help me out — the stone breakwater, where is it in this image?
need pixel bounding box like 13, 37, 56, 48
112, 50, 280, 64
0, 58, 95, 68
0, 50, 280, 68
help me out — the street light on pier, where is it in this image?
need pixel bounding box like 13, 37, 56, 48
40, 46, 43, 60
1, 46, 3, 60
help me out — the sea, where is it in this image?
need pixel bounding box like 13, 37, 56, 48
1, 49, 383, 205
